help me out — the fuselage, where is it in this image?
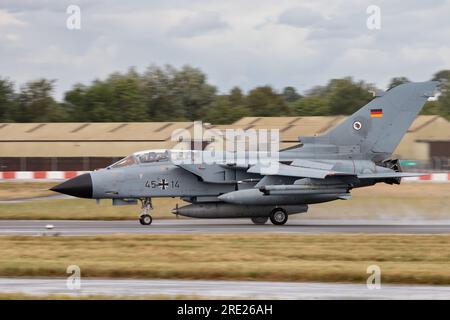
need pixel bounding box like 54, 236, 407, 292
52, 148, 379, 206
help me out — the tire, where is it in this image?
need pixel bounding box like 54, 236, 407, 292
139, 214, 153, 225
270, 209, 288, 225
251, 217, 269, 225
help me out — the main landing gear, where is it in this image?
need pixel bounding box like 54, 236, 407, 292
139, 198, 153, 225
251, 217, 269, 225
269, 208, 288, 225
250, 208, 289, 226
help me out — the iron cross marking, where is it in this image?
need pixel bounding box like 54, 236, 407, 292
158, 179, 169, 190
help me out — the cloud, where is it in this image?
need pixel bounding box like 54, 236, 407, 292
0, 9, 27, 27
169, 11, 229, 38
0, 0, 97, 13
277, 3, 369, 41
277, 6, 323, 28
306, 17, 365, 41
376, 0, 447, 14
0, 0, 449, 100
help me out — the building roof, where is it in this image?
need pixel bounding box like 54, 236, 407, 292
0, 122, 194, 141
0, 116, 449, 157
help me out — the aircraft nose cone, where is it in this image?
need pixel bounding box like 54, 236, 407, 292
50, 173, 93, 198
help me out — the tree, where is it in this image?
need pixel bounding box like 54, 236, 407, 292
172, 65, 217, 120
245, 86, 291, 117
421, 100, 442, 116
63, 64, 217, 122
293, 96, 329, 116
142, 65, 185, 121
63, 83, 88, 121
422, 70, 450, 119
437, 90, 450, 119
388, 77, 410, 89
229, 87, 244, 106
325, 78, 374, 115
142, 65, 216, 121
432, 70, 450, 82
291, 77, 374, 116
16, 79, 64, 122
107, 68, 147, 121
0, 78, 16, 122
5, 68, 450, 123
65, 68, 148, 122
432, 70, 450, 119
282, 86, 301, 102
204, 96, 250, 124
82, 80, 115, 122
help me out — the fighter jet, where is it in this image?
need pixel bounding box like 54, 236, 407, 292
51, 81, 439, 226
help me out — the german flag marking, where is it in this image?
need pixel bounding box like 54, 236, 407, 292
370, 108, 383, 118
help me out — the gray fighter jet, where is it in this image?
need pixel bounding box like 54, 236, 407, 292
51, 81, 439, 226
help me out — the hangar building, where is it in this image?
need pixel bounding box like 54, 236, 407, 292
0, 115, 449, 171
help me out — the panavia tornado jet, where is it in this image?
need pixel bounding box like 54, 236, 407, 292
51, 81, 439, 226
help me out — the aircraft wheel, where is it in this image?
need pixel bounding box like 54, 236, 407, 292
251, 217, 269, 225
270, 209, 288, 225
139, 214, 153, 225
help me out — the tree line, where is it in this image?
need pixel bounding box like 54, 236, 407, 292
0, 65, 449, 124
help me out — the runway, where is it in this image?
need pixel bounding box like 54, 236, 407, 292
0, 219, 449, 235
1, 277, 449, 299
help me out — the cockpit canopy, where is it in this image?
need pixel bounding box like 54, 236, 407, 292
136, 150, 169, 163
108, 150, 170, 169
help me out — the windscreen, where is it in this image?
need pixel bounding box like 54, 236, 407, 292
109, 155, 136, 168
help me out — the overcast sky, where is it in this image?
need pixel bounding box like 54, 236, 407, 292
1, 0, 449, 100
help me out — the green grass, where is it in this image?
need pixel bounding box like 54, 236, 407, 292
0, 234, 449, 285
0, 197, 184, 220
0, 182, 54, 200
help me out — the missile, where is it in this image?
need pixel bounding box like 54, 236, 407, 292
260, 184, 348, 192
260, 184, 348, 196
218, 188, 349, 205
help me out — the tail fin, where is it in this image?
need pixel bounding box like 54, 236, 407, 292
319, 81, 439, 160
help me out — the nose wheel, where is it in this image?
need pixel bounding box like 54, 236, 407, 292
139, 198, 153, 226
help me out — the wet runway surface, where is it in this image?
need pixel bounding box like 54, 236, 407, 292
1, 277, 449, 299
0, 219, 449, 235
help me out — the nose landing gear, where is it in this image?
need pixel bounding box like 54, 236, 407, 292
139, 198, 153, 225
